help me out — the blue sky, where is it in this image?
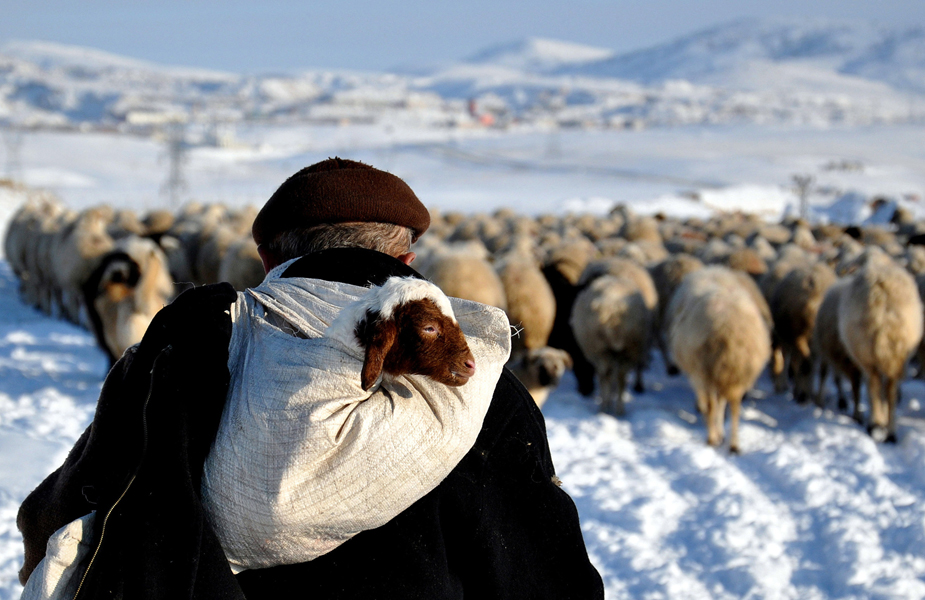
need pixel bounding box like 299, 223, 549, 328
1, 0, 923, 73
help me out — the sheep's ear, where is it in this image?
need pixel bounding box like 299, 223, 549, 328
359, 315, 397, 391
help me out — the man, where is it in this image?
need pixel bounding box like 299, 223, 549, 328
19, 157, 604, 599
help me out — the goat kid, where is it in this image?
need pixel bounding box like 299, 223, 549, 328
327, 277, 476, 391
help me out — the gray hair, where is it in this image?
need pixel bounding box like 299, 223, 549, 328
263, 222, 413, 262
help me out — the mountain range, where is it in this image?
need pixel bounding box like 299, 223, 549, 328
0, 18, 923, 134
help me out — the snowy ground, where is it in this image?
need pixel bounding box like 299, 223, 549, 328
1, 123, 925, 598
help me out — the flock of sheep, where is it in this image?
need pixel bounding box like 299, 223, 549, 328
5, 190, 925, 453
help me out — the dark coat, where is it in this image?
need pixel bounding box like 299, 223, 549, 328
18, 248, 604, 600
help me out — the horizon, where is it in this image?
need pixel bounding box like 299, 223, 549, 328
2, 1, 923, 74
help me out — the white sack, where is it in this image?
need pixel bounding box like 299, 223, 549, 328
201, 267, 511, 572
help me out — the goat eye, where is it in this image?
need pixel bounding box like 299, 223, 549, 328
423, 325, 438, 334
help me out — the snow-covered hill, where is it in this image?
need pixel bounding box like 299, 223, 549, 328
2, 19, 925, 134
558, 19, 925, 94
465, 37, 615, 73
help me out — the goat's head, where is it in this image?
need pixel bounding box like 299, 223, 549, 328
328, 277, 476, 391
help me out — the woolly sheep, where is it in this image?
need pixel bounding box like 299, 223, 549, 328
811, 278, 863, 421
506, 347, 573, 408
667, 266, 771, 453
838, 252, 924, 442
49, 206, 115, 325
769, 262, 837, 403
218, 235, 265, 291
570, 274, 652, 416
495, 253, 556, 353
578, 257, 658, 394
326, 277, 476, 391
649, 253, 704, 374
81, 236, 174, 364
420, 248, 507, 311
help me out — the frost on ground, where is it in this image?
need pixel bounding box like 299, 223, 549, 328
1, 258, 925, 599
0, 261, 105, 599
547, 361, 925, 600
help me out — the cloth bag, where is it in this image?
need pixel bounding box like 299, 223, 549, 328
201, 269, 511, 572
20, 513, 95, 600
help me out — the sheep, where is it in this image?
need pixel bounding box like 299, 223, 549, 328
418, 248, 507, 311
649, 253, 704, 374
541, 237, 600, 396
570, 274, 652, 416
326, 277, 476, 391
811, 278, 863, 422
838, 252, 924, 442
81, 236, 175, 364
769, 262, 837, 403
578, 257, 659, 394
506, 347, 573, 408
759, 248, 814, 391
48, 206, 115, 324
667, 267, 771, 453
495, 253, 556, 354
218, 235, 265, 291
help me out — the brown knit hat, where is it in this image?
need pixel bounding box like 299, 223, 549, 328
252, 157, 430, 245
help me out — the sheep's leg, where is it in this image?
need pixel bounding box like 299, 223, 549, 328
884, 377, 899, 444
848, 369, 863, 424
833, 373, 848, 412
574, 354, 597, 397
693, 379, 708, 416
706, 390, 725, 448
867, 373, 888, 441
792, 353, 812, 405
613, 365, 628, 417
658, 332, 680, 376
633, 363, 645, 394
814, 360, 829, 409
728, 396, 742, 455
772, 345, 788, 394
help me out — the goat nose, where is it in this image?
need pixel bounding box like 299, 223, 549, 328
464, 358, 476, 376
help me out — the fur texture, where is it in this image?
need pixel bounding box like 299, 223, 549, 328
838, 253, 924, 442
667, 267, 771, 453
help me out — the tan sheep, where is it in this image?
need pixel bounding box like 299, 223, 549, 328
648, 253, 704, 375
495, 253, 556, 354
769, 262, 837, 403
506, 347, 573, 408
218, 235, 265, 291
579, 257, 658, 394
570, 274, 652, 416
419, 249, 507, 311
49, 206, 115, 324
82, 236, 174, 364
838, 252, 924, 442
668, 267, 771, 452
811, 278, 863, 422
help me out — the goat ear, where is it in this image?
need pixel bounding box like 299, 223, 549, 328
360, 316, 397, 391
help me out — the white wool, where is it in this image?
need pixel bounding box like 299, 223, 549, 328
325, 276, 457, 352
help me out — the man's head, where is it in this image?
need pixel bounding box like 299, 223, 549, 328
253, 158, 430, 272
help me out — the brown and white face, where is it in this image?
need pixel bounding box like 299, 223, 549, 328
356, 298, 476, 391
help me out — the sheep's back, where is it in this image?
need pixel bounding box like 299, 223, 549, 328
570, 275, 650, 365
669, 271, 771, 400
839, 262, 924, 378
423, 254, 507, 311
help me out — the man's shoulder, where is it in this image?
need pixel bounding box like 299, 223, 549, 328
464, 367, 556, 478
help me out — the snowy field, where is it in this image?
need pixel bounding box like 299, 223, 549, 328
1, 123, 925, 598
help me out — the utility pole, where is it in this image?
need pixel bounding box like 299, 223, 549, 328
2, 123, 24, 182
792, 174, 814, 222
161, 120, 188, 208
